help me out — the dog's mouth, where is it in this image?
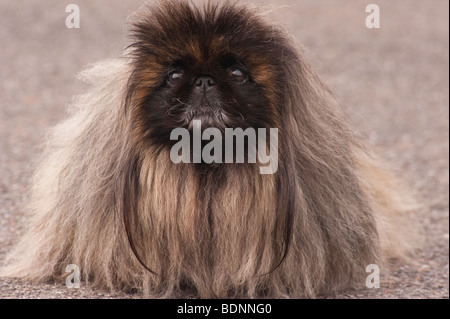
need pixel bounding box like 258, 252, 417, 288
186, 105, 229, 131
188, 113, 218, 130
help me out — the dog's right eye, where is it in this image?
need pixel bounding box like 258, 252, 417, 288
168, 70, 184, 83
228, 66, 249, 83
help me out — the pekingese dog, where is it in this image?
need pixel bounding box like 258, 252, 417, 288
1, 0, 416, 298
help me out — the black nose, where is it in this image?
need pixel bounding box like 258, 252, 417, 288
194, 76, 216, 92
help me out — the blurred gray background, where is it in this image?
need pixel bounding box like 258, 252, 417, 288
0, 0, 448, 298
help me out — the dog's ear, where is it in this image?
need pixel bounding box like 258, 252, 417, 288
278, 40, 382, 284
115, 151, 158, 276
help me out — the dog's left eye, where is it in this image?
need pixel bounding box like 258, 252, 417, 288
168, 70, 184, 83
229, 67, 249, 83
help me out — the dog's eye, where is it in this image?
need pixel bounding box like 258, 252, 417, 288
229, 67, 248, 83
168, 70, 184, 83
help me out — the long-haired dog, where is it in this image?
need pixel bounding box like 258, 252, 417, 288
1, 0, 416, 298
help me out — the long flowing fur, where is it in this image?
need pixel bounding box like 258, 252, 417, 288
1, 1, 416, 298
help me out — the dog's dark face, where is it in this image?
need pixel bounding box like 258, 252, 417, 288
127, 1, 292, 148
149, 54, 270, 132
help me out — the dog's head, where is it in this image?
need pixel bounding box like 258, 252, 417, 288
126, 1, 296, 148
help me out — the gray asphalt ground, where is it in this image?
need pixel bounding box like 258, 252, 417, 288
0, 0, 448, 299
